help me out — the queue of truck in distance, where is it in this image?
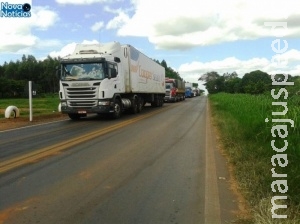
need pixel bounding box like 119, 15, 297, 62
192, 87, 201, 97
57, 42, 166, 120
164, 78, 185, 102
185, 82, 193, 98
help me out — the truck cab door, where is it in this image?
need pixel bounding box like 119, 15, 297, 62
101, 62, 121, 98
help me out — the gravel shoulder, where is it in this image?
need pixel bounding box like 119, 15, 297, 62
0, 113, 69, 131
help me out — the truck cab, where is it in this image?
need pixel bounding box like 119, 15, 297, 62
57, 43, 124, 120
185, 87, 193, 98
164, 82, 177, 102
164, 78, 185, 102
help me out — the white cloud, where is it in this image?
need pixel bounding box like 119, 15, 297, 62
49, 40, 99, 58
103, 6, 132, 30
56, 0, 109, 5
117, 0, 300, 50
178, 49, 300, 82
32, 6, 59, 30
91, 21, 105, 32
0, 6, 59, 53
84, 13, 96, 19
106, 12, 130, 30
49, 42, 77, 58
61, 22, 82, 32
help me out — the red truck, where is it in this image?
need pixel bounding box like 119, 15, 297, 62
164, 78, 185, 102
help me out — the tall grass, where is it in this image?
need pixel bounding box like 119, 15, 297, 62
0, 94, 60, 118
209, 93, 300, 223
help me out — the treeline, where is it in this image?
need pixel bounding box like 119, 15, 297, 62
0, 55, 60, 98
199, 70, 300, 95
0, 55, 181, 98
159, 59, 182, 80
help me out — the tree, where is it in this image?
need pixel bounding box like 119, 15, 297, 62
4, 61, 18, 79
273, 75, 300, 96
160, 60, 167, 69
198, 71, 220, 82
198, 71, 225, 94
224, 77, 242, 93
240, 70, 271, 94
161, 60, 183, 80
0, 64, 4, 77
0, 77, 10, 97
38, 56, 60, 93
223, 71, 238, 81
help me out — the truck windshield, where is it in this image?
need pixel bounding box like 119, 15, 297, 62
165, 84, 172, 89
61, 63, 105, 81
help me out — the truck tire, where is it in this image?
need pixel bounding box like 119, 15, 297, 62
112, 99, 122, 119
151, 97, 159, 107
159, 96, 164, 107
130, 96, 138, 114
137, 97, 143, 113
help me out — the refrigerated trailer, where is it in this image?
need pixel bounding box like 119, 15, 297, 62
57, 42, 166, 119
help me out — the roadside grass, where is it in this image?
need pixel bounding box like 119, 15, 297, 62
0, 94, 60, 118
209, 93, 300, 223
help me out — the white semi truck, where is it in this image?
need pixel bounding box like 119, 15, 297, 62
57, 42, 166, 120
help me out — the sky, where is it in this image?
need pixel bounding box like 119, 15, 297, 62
1, 0, 300, 89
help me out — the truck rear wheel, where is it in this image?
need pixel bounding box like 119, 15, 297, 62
151, 98, 158, 107
159, 96, 164, 107
151, 96, 163, 107
130, 96, 138, 114
131, 96, 143, 113
137, 97, 143, 112
112, 99, 122, 119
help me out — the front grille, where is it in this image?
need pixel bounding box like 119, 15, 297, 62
65, 86, 98, 108
68, 100, 97, 107
66, 87, 97, 98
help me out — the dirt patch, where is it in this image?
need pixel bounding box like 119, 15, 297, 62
0, 113, 69, 131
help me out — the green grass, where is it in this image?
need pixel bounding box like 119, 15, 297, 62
209, 93, 300, 223
0, 94, 60, 118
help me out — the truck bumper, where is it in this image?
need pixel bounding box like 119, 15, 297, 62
61, 105, 114, 114
164, 96, 176, 102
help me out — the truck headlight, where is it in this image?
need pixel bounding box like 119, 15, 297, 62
98, 101, 110, 106
61, 102, 67, 107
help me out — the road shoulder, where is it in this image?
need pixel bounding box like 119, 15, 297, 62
206, 100, 250, 223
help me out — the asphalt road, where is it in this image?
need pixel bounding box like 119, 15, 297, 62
0, 96, 238, 224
